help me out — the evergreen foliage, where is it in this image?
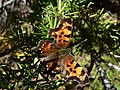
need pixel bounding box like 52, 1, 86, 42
0, 0, 120, 89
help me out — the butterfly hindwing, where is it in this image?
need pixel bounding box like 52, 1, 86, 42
59, 54, 88, 81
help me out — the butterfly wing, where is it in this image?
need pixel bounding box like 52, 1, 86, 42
49, 18, 72, 48
37, 40, 60, 76
60, 54, 88, 81
37, 40, 59, 56
55, 54, 89, 89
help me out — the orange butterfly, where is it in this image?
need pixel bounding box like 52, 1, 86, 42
37, 18, 89, 89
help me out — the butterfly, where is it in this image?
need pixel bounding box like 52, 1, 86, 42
37, 18, 89, 89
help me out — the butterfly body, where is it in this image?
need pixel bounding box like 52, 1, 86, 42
37, 18, 89, 89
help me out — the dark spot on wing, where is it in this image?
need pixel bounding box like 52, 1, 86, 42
64, 34, 70, 38
66, 65, 70, 67
70, 68, 72, 72
61, 32, 64, 34
74, 63, 80, 69
59, 35, 62, 38
73, 70, 76, 73
50, 47, 52, 49
63, 40, 69, 42
70, 60, 74, 64
58, 39, 62, 42
50, 44, 54, 46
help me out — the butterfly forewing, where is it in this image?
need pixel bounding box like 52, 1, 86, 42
37, 40, 60, 76
37, 40, 59, 56
49, 18, 72, 48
